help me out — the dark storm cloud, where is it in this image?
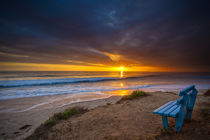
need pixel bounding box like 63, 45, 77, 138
0, 0, 210, 71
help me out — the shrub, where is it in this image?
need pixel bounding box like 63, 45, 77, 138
121, 91, 147, 101
106, 102, 111, 105
26, 107, 88, 140
44, 107, 87, 127
204, 89, 210, 96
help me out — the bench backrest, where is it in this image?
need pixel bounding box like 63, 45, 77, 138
178, 85, 198, 110
177, 85, 198, 119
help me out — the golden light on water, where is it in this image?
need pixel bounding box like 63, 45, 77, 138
120, 66, 124, 78
116, 90, 130, 96
120, 71, 123, 78
106, 90, 130, 96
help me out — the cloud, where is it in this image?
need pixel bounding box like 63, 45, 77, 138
66, 60, 105, 67
0, 0, 210, 71
0, 51, 29, 58
88, 49, 121, 62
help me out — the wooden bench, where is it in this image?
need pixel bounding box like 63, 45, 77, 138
153, 85, 198, 132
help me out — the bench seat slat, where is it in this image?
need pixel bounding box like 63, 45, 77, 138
153, 101, 174, 114
163, 105, 180, 116
157, 102, 177, 115
169, 106, 181, 117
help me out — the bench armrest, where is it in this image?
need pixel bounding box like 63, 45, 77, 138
176, 97, 183, 105
179, 85, 195, 96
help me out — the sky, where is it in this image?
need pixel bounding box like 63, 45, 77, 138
0, 0, 210, 71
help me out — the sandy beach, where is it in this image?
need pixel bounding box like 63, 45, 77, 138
0, 90, 209, 140
0, 92, 121, 140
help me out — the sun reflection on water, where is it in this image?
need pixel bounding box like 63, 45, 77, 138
120, 71, 123, 78
117, 90, 130, 96
105, 90, 130, 96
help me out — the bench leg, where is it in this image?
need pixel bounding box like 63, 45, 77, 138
162, 116, 168, 130
175, 115, 185, 132
186, 110, 192, 120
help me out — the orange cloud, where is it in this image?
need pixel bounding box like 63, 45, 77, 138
89, 49, 121, 62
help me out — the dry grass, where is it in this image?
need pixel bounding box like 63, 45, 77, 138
26, 107, 88, 140
119, 91, 147, 102
44, 107, 87, 127
203, 89, 210, 96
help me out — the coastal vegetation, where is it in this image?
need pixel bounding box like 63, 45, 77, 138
204, 89, 210, 96
121, 90, 147, 100
26, 107, 88, 140
44, 107, 88, 127
106, 102, 111, 105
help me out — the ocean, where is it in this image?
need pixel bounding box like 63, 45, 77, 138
0, 71, 210, 100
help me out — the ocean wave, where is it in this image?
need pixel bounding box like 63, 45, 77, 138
0, 75, 158, 88
0, 84, 155, 100
0, 77, 120, 88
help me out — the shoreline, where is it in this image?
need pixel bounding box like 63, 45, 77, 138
0, 85, 208, 101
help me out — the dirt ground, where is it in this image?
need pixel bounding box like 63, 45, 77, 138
2, 91, 210, 140
27, 91, 210, 140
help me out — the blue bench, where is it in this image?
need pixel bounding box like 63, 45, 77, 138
153, 85, 198, 132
